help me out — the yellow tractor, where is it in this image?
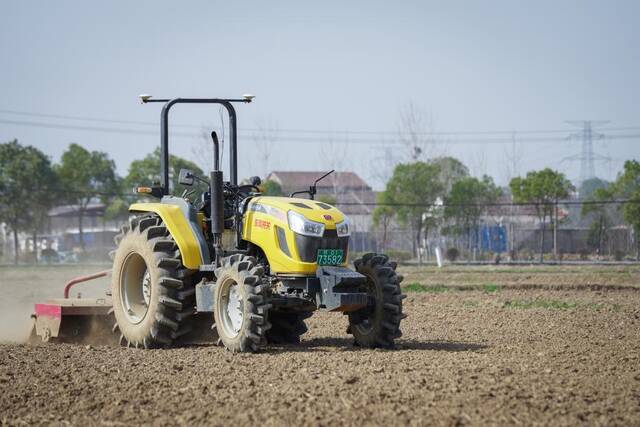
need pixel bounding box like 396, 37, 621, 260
32, 95, 406, 352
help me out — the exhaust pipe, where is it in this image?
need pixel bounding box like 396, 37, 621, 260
210, 132, 224, 263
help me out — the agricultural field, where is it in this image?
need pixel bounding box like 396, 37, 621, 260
1, 264, 639, 425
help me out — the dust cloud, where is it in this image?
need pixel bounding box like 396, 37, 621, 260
0, 265, 111, 343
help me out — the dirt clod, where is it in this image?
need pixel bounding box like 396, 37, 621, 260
344, 376, 359, 384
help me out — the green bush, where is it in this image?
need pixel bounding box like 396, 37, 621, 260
445, 247, 459, 261
519, 249, 534, 261
483, 283, 500, 293
577, 248, 590, 261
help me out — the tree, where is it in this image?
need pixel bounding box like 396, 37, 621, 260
55, 143, 118, 251
501, 133, 523, 184
581, 185, 614, 256
383, 161, 444, 263
444, 175, 502, 252
510, 168, 572, 262
586, 216, 610, 255
579, 177, 609, 200
0, 140, 58, 263
260, 180, 284, 196
372, 191, 395, 251
397, 102, 435, 161
612, 160, 640, 259
125, 147, 205, 196
317, 194, 337, 205
429, 156, 469, 193
104, 191, 130, 222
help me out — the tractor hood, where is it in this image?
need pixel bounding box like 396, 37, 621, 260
242, 196, 350, 275
247, 196, 346, 229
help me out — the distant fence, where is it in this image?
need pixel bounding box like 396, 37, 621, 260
344, 198, 639, 261
350, 225, 638, 262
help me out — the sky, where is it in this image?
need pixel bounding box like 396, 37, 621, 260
1, 0, 639, 190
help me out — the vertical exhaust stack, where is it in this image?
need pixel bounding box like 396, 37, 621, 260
210, 131, 224, 264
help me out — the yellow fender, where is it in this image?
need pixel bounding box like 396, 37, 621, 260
129, 202, 208, 269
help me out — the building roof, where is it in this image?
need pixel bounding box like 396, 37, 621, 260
266, 171, 375, 216
266, 171, 371, 191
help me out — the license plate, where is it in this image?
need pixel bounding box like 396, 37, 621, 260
317, 249, 344, 265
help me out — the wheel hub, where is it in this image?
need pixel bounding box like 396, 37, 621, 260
142, 270, 151, 307
354, 276, 376, 333
221, 281, 244, 337
120, 252, 150, 324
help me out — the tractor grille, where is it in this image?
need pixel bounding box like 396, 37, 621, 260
294, 229, 349, 263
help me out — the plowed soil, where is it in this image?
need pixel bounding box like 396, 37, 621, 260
1, 265, 639, 425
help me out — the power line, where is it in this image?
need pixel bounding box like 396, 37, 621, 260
14, 186, 640, 208
3, 117, 640, 146
0, 118, 196, 138
2, 108, 640, 137
337, 199, 639, 208
0, 109, 200, 129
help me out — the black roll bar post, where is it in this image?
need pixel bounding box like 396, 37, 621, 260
142, 96, 252, 195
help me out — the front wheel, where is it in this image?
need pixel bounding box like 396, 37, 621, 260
348, 253, 406, 348
213, 255, 271, 353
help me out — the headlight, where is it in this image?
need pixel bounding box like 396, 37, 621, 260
287, 211, 325, 237
336, 217, 350, 237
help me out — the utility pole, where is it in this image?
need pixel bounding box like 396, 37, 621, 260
504, 131, 520, 259
553, 200, 558, 258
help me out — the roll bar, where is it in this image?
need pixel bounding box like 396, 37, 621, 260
141, 95, 253, 195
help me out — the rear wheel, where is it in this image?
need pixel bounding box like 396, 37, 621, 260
348, 253, 406, 348
111, 216, 195, 348
213, 255, 271, 352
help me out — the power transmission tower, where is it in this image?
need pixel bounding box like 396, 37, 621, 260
562, 120, 611, 185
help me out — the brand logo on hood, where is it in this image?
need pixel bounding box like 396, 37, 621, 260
323, 214, 333, 221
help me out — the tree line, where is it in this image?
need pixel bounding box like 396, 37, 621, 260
373, 157, 640, 262
1, 138, 638, 264
0, 139, 202, 263
579, 165, 640, 259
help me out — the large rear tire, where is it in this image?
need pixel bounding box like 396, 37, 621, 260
348, 253, 406, 348
111, 216, 195, 348
213, 254, 271, 353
